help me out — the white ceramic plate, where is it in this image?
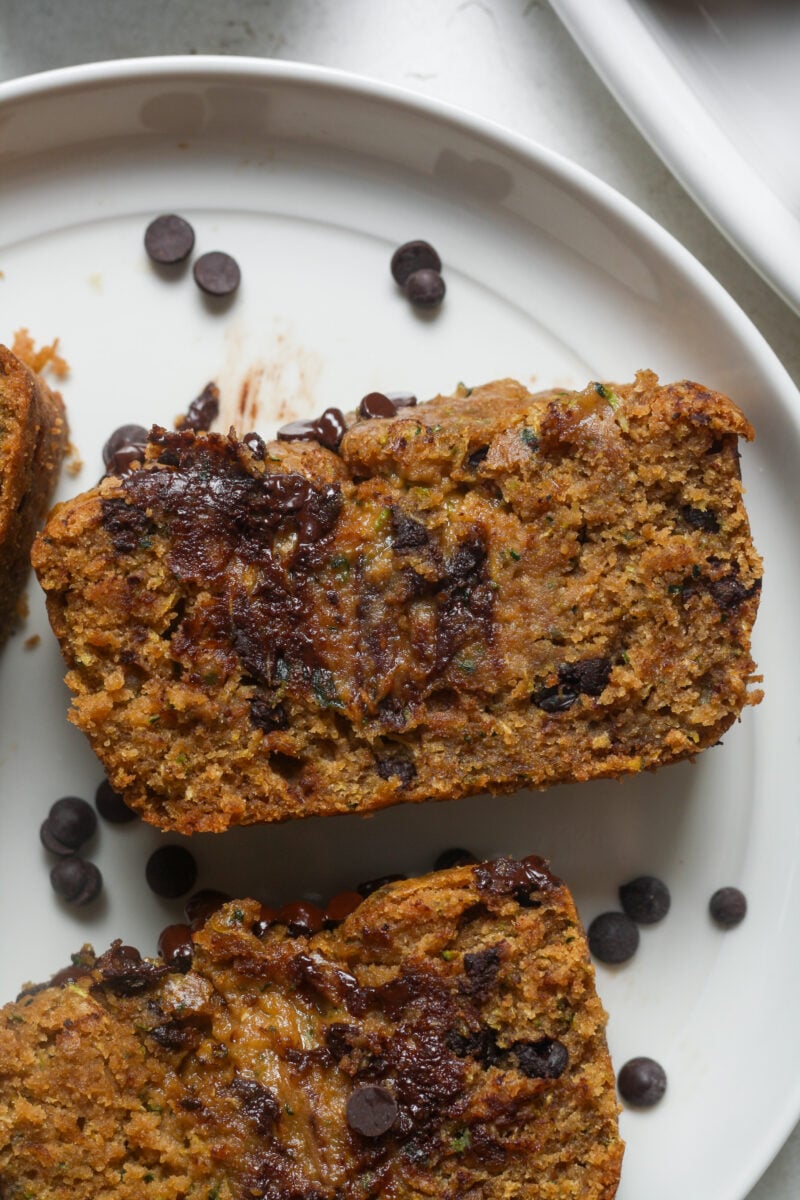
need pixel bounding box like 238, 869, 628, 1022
550, 0, 800, 317
1, 57, 799, 1200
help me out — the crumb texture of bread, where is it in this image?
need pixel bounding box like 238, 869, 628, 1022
32, 371, 762, 831
0, 344, 68, 645
0, 860, 623, 1199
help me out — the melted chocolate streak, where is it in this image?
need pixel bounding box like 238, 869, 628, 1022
110, 428, 341, 684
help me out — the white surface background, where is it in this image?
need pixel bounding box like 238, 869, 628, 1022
0, 2, 798, 1195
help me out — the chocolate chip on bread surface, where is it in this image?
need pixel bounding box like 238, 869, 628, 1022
0, 858, 624, 1199
32, 370, 761, 832
0, 344, 68, 645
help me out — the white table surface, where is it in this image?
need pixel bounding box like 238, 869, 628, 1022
1, 1, 797, 1195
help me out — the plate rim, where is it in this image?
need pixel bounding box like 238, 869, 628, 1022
1, 52, 799, 1200
549, 0, 800, 318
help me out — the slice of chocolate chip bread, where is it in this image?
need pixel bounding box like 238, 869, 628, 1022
32, 370, 762, 832
0, 858, 623, 1199
0, 344, 68, 645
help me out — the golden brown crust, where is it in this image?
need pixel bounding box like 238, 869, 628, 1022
33, 371, 762, 832
0, 344, 68, 644
0, 859, 623, 1198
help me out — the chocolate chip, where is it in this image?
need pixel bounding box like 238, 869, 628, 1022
324, 1022, 359, 1060
144, 214, 195, 265
617, 1056, 667, 1107
244, 431, 267, 460
558, 656, 612, 697
95, 941, 166, 995
230, 1076, 281, 1134
391, 240, 442, 285
390, 508, 428, 550
359, 392, 397, 419
277, 900, 324, 937
145, 845, 198, 899
102, 424, 149, 477
434, 848, 478, 871
532, 684, 578, 713
375, 754, 416, 785
249, 696, 289, 733
45, 796, 97, 851
405, 268, 445, 308
709, 576, 753, 610
277, 407, 347, 451
185, 888, 231, 928
150, 1021, 196, 1051
513, 1037, 568, 1079
346, 1084, 398, 1138
157, 923, 194, 972
356, 874, 407, 898
473, 855, 556, 902
588, 912, 640, 964
324, 891, 364, 927
681, 504, 719, 533
95, 779, 139, 824
183, 382, 219, 432
466, 446, 489, 471
50, 856, 102, 905
461, 944, 503, 998
619, 876, 671, 925
709, 886, 747, 928
447, 1025, 502, 1067
193, 250, 241, 297
252, 904, 278, 937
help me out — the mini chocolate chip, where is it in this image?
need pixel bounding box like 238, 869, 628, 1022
466, 446, 489, 471
619, 876, 671, 925
277, 900, 324, 937
277, 407, 347, 452
95, 779, 138, 824
709, 576, 752, 610
513, 1037, 568, 1079
588, 912, 640, 964
252, 904, 278, 937
46, 796, 97, 850
103, 424, 149, 469
185, 888, 231, 927
709, 886, 747, 928
356, 874, 407, 898
50, 857, 102, 905
230, 1076, 281, 1134
405, 268, 446, 308
681, 504, 719, 533
558, 656, 612, 697
157, 923, 194, 971
324, 891, 364, 927
359, 391, 397, 420
145, 845, 198, 899
375, 755, 416, 785
39, 820, 74, 857
346, 1084, 398, 1138
144, 214, 195, 265
183, 382, 220, 432
391, 240, 442, 285
617, 1057, 667, 1107
434, 848, 478, 871
390, 508, 429, 550
532, 684, 578, 713
193, 250, 241, 297
244, 431, 267, 460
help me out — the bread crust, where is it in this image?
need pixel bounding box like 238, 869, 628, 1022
0, 859, 623, 1199
0, 344, 68, 644
33, 371, 762, 832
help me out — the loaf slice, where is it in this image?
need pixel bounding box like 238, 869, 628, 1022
0, 857, 623, 1199
32, 371, 762, 832
0, 344, 68, 645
